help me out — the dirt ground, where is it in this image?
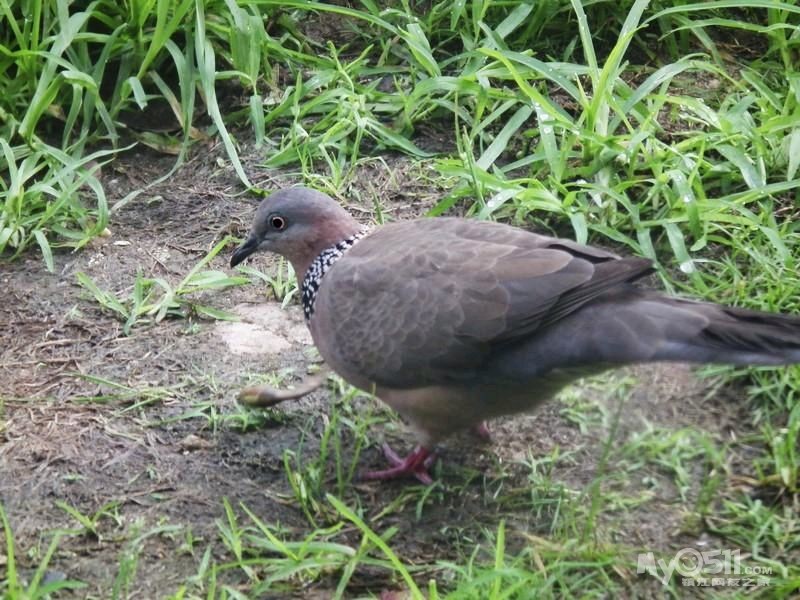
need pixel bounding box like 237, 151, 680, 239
0, 140, 766, 597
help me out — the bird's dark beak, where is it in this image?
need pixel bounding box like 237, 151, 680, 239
230, 236, 259, 268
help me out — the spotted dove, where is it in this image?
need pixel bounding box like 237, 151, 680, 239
231, 187, 800, 484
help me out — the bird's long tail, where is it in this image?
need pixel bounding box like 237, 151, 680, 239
621, 294, 800, 366
486, 290, 800, 382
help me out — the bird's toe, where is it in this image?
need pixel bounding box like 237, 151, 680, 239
362, 445, 437, 485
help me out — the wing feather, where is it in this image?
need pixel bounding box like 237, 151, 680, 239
311, 218, 653, 389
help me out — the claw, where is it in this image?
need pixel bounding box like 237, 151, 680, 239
361, 444, 437, 485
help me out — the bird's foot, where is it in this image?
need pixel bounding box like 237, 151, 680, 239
471, 421, 492, 442
361, 443, 437, 485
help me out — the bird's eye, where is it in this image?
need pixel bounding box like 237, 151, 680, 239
270, 215, 287, 230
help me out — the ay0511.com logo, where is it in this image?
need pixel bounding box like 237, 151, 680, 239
637, 548, 773, 588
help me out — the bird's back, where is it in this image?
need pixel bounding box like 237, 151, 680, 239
308, 217, 651, 391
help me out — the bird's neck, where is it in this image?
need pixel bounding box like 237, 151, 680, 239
288, 209, 363, 277
300, 228, 368, 321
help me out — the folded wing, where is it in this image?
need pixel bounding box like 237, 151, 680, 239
315, 218, 653, 388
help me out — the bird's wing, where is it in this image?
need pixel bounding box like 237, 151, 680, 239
313, 218, 653, 389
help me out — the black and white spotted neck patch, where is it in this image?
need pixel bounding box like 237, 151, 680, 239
301, 229, 368, 321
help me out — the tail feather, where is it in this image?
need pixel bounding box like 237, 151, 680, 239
652, 298, 800, 366
485, 291, 800, 381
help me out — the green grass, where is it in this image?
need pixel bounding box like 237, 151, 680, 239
235, 257, 298, 307
0, 502, 86, 598
75, 236, 249, 333
3, 0, 800, 597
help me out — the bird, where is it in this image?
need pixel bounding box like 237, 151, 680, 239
230, 187, 800, 484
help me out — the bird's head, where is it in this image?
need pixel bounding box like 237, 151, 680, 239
230, 187, 361, 276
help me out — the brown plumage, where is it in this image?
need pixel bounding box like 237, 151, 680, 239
231, 187, 800, 483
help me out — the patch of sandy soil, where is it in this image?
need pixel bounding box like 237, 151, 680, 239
0, 141, 766, 597
216, 304, 312, 356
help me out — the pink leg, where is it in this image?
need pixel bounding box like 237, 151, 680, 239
361, 443, 437, 485
472, 421, 491, 442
